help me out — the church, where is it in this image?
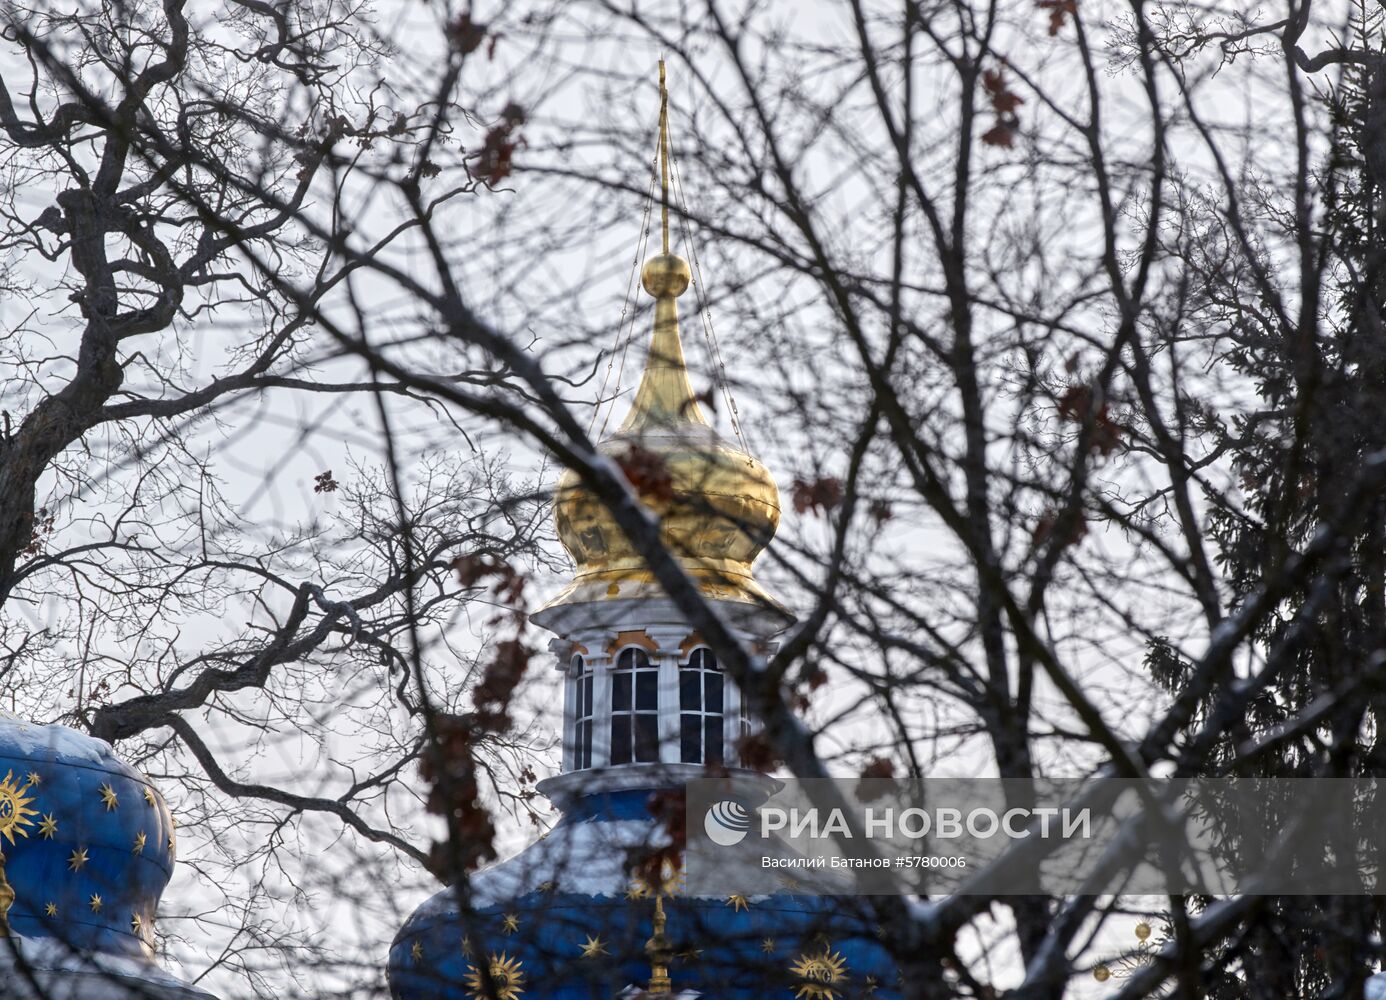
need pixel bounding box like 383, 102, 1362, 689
386, 65, 901, 1000
0, 62, 900, 1000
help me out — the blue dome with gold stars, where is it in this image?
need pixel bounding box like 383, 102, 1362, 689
388, 783, 901, 1000
0, 711, 215, 998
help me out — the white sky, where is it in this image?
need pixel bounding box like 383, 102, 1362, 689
0, 0, 1355, 995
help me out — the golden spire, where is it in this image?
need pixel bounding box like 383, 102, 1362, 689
619, 60, 708, 434
659, 58, 671, 256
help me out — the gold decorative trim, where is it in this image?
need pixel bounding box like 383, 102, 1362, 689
605, 630, 660, 656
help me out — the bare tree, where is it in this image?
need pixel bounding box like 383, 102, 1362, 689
11, 0, 1386, 997
0, 1, 552, 993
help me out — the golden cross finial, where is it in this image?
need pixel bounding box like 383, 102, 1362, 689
658, 58, 670, 255
647, 893, 673, 994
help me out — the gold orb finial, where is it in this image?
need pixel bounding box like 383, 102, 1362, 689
642, 253, 691, 298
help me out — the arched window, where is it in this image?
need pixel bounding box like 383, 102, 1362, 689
572, 654, 593, 770
680, 648, 724, 764
610, 647, 658, 764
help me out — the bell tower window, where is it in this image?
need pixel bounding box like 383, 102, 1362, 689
610, 647, 659, 764
572, 654, 593, 770
679, 648, 724, 764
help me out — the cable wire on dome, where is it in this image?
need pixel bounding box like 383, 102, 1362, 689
668, 136, 752, 455
593, 59, 753, 454
591, 151, 659, 440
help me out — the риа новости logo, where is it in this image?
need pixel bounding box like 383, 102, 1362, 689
704, 800, 752, 847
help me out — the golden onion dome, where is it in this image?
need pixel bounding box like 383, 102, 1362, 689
544, 252, 783, 611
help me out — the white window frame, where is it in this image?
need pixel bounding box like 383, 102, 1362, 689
608, 646, 660, 765
678, 646, 730, 765
568, 653, 594, 771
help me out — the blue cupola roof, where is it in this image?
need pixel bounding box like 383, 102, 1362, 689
389, 785, 901, 1000
0, 711, 214, 998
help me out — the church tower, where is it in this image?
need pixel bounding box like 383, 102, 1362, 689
529, 59, 789, 801
388, 64, 899, 1000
